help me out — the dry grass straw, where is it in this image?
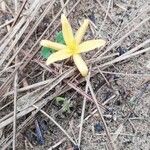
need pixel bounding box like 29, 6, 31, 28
0, 0, 150, 149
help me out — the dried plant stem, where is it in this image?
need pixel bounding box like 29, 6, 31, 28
0, 68, 102, 129
12, 72, 18, 150
4, 78, 53, 96
14, 0, 18, 14
96, 0, 117, 25
100, 71, 150, 78
1, 108, 39, 149
67, 82, 107, 110
114, 3, 150, 38
88, 81, 115, 150
60, 0, 67, 14
0, 0, 41, 49
0, 17, 25, 49
120, 38, 150, 57
77, 94, 116, 127
99, 0, 112, 32
99, 47, 150, 68
99, 16, 150, 57
0, 19, 14, 29
48, 138, 66, 150
11, 0, 28, 27
4, 0, 56, 69
78, 73, 90, 146
33, 105, 76, 145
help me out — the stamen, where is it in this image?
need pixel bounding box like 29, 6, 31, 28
68, 40, 79, 54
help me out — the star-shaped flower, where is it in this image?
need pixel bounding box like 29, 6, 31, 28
40, 14, 106, 76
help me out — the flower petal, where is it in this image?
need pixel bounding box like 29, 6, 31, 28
61, 14, 74, 46
79, 39, 106, 53
73, 54, 88, 76
46, 49, 71, 65
41, 40, 66, 50
75, 19, 89, 44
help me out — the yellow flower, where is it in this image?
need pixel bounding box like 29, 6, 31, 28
40, 14, 106, 76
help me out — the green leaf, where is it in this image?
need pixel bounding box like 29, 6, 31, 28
40, 47, 54, 59
62, 101, 71, 113
56, 97, 71, 113
56, 97, 66, 104
40, 31, 65, 59
55, 31, 65, 45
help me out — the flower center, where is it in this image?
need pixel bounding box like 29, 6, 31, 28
67, 40, 79, 54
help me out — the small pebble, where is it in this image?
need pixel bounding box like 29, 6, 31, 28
88, 12, 96, 24
115, 100, 122, 106
94, 122, 104, 132
73, 145, 80, 150
123, 140, 132, 145
117, 47, 128, 56
108, 108, 114, 114
113, 114, 117, 122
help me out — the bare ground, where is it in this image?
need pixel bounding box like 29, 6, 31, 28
0, 0, 150, 150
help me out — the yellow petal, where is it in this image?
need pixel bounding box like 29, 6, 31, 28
75, 19, 89, 44
79, 39, 106, 53
40, 40, 66, 50
73, 54, 88, 76
61, 14, 74, 46
46, 49, 71, 65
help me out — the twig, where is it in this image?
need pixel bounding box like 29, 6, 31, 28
99, 16, 150, 57
0, 68, 106, 129
78, 72, 90, 146
48, 138, 66, 150
0, 19, 14, 29
1, 109, 39, 149
120, 38, 150, 57
98, 47, 150, 68
33, 105, 76, 145
0, 0, 42, 65
78, 94, 116, 125
0, 1, 11, 31
114, 3, 150, 40
0, 0, 40, 48
12, 72, 18, 150
96, 0, 117, 26
60, 0, 67, 15
88, 81, 115, 150
99, 0, 112, 32
99, 71, 150, 78
98, 68, 110, 86
89, 53, 119, 64
0, 100, 13, 111
67, 82, 107, 110
12, 0, 27, 27
95, 132, 134, 137
4, 78, 54, 96
14, 0, 18, 14
2, 0, 14, 16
